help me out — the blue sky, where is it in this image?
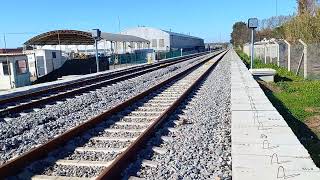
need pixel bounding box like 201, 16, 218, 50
0, 0, 297, 48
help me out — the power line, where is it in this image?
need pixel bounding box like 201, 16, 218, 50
0, 32, 40, 35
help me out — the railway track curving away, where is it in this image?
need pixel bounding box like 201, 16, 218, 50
0, 50, 228, 179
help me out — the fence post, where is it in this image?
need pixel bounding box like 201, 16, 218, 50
283, 40, 291, 71
268, 42, 272, 63
299, 39, 308, 79
277, 42, 280, 66
271, 39, 280, 66
264, 43, 267, 63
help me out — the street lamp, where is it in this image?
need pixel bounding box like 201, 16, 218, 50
248, 18, 258, 69
91, 29, 101, 72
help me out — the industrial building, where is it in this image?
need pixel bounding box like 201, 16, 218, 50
121, 27, 205, 52
0, 53, 31, 89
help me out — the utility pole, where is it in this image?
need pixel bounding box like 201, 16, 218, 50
91, 29, 101, 73
248, 18, 258, 69
3, 33, 13, 88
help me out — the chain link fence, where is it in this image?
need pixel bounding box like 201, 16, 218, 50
244, 39, 320, 79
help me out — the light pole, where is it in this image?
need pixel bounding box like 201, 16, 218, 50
248, 18, 258, 69
91, 29, 101, 73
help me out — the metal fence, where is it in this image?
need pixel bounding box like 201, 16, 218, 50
110, 52, 147, 65
244, 39, 320, 79
108, 49, 201, 70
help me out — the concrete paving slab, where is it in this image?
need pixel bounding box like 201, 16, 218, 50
233, 133, 301, 145
229, 49, 320, 180
232, 143, 309, 157
233, 154, 320, 180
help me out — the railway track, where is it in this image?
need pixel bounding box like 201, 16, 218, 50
0, 50, 227, 179
0, 52, 211, 119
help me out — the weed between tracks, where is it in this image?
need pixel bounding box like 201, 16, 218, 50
237, 50, 320, 167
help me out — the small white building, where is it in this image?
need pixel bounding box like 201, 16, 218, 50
24, 49, 66, 78
0, 54, 31, 89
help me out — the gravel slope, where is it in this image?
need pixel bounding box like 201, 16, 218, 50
0, 54, 213, 165
123, 52, 231, 180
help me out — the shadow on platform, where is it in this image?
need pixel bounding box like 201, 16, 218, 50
258, 81, 320, 168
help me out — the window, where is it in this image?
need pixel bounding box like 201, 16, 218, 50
52, 52, 57, 58
2, 61, 10, 75
159, 39, 165, 47
16, 60, 28, 74
152, 39, 157, 48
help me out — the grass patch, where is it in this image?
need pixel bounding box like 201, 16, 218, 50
237, 50, 320, 167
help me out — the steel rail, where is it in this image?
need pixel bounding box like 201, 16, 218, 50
0, 50, 227, 178
0, 51, 210, 106
0, 52, 213, 118
97, 50, 228, 180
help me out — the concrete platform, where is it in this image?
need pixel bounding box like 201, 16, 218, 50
230, 49, 320, 180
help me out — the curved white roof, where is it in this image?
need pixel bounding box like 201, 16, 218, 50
123, 27, 203, 40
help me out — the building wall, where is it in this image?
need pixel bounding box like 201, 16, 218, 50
0, 60, 12, 89
122, 27, 204, 52
170, 34, 204, 50
39, 41, 140, 56
41, 43, 109, 54
0, 55, 31, 89
26, 49, 66, 78
122, 27, 170, 51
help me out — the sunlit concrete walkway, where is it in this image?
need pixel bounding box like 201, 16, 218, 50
230, 49, 320, 180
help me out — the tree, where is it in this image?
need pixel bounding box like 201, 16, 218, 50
230, 22, 250, 48
297, 0, 319, 15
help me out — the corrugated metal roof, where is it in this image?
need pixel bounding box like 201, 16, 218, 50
24, 30, 149, 46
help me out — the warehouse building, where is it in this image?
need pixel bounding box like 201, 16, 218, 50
121, 27, 205, 52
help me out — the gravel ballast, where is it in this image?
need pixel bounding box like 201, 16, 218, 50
123, 52, 231, 179
0, 54, 214, 165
